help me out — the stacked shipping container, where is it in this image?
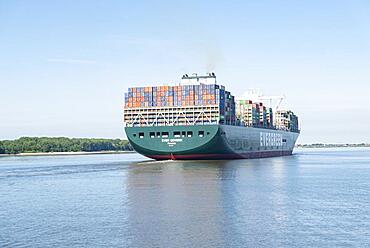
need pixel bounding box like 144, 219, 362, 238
259, 103, 267, 128
236, 100, 269, 128
124, 83, 236, 126
274, 110, 299, 132
236, 101, 277, 129
124, 84, 226, 108
219, 91, 236, 125
266, 108, 273, 128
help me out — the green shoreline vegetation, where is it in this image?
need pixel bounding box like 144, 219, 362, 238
0, 137, 133, 155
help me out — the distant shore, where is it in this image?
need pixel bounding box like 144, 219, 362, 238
0, 150, 136, 157
296, 144, 370, 148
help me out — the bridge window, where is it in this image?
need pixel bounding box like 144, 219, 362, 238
156, 132, 160, 137
150, 132, 155, 138
173, 131, 181, 138
187, 131, 193, 137
283, 139, 287, 142
133, 134, 136, 137
162, 132, 169, 138
139, 132, 144, 139
182, 131, 186, 137
198, 131, 204, 137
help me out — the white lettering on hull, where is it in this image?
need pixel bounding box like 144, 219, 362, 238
260, 132, 283, 147
161, 138, 183, 147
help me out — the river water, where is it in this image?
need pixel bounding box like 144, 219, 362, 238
0, 148, 370, 247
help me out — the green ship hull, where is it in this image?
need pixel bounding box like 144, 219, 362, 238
125, 124, 299, 160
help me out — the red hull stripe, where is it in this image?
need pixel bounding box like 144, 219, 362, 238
147, 150, 292, 160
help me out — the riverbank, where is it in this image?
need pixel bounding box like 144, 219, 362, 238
0, 150, 136, 157
296, 143, 370, 148
0, 137, 132, 155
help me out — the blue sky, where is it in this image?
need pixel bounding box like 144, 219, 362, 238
1, 0, 370, 143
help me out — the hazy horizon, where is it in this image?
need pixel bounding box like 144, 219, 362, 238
1, 1, 370, 144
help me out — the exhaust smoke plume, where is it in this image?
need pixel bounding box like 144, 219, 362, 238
205, 43, 223, 73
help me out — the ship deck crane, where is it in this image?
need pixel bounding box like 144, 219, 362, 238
240, 89, 285, 112
257, 95, 285, 112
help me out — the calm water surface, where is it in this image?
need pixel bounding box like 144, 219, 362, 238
1, 148, 370, 247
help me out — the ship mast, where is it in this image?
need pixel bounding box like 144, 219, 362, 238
181, 72, 217, 85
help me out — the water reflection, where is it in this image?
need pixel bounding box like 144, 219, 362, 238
125, 157, 301, 247
125, 160, 225, 247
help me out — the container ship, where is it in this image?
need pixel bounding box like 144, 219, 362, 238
123, 73, 299, 160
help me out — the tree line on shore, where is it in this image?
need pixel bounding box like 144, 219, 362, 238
0, 137, 133, 154
296, 143, 370, 148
